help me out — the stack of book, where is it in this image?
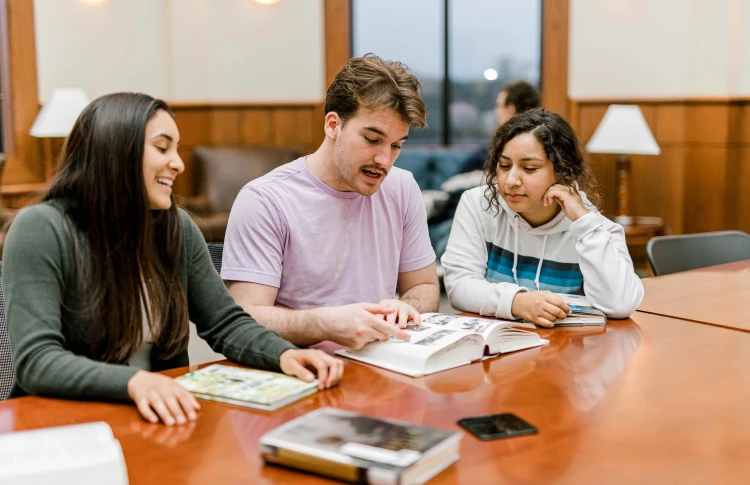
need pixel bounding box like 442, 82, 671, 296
0, 421, 128, 484
552, 294, 607, 326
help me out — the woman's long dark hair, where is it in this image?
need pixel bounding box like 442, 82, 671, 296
42, 92, 189, 363
484, 108, 601, 214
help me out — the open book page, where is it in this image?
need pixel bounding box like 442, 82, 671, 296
0, 421, 114, 454
421, 313, 543, 354
421, 313, 532, 338
346, 324, 477, 367
335, 324, 485, 376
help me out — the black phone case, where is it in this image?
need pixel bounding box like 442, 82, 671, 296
457, 413, 539, 440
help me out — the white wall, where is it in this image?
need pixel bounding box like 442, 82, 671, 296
34, 0, 169, 102
569, 0, 750, 98
34, 0, 325, 103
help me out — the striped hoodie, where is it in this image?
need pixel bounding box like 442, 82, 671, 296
441, 185, 644, 320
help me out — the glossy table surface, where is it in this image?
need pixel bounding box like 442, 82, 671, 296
2, 311, 750, 484
639, 260, 750, 331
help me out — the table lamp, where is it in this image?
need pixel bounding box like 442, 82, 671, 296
30, 87, 90, 178
585, 104, 660, 226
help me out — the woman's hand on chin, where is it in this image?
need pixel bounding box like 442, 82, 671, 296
543, 184, 588, 221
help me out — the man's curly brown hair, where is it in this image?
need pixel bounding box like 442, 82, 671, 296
483, 108, 601, 214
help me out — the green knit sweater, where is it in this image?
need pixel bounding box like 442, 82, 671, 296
2, 201, 297, 401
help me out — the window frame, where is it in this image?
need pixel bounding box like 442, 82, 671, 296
350, 0, 544, 146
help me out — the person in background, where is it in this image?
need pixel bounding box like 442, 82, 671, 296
3, 93, 342, 426
442, 108, 643, 325
428, 81, 542, 268
222, 54, 440, 351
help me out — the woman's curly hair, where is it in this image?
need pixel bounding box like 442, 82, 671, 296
483, 108, 601, 214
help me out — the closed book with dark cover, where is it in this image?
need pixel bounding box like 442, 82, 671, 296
260, 407, 461, 484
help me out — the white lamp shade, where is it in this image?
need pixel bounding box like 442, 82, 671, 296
585, 104, 661, 156
30, 88, 90, 138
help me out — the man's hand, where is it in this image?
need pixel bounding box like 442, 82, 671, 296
511, 291, 571, 328
317, 303, 410, 349
378, 299, 421, 327
279, 349, 344, 389
543, 184, 588, 222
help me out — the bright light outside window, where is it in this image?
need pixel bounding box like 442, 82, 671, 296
352, 0, 541, 145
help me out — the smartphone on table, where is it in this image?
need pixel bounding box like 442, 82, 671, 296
457, 413, 538, 440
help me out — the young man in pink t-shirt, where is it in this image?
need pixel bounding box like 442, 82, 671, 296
222, 54, 440, 350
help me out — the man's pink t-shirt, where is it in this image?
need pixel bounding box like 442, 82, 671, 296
221, 157, 435, 309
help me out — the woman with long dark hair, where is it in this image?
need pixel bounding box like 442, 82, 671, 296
3, 93, 342, 425
442, 108, 643, 326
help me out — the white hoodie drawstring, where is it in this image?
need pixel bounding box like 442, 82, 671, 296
534, 235, 548, 290
512, 216, 520, 286
512, 215, 548, 290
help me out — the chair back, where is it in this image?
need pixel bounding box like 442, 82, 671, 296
207, 243, 224, 275
194, 146, 300, 213
0, 262, 13, 400
647, 230, 750, 276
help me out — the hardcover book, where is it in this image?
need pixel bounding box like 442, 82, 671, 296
260, 407, 461, 485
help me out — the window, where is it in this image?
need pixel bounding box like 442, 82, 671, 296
352, 0, 542, 145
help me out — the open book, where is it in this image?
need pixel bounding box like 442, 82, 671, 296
553, 294, 607, 326
335, 313, 548, 377
0, 422, 128, 485
175, 364, 318, 411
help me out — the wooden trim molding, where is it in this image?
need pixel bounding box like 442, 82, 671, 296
324, 0, 350, 88
571, 96, 750, 104
541, 0, 569, 120
0, 0, 13, 155
4, 0, 43, 185
169, 101, 322, 110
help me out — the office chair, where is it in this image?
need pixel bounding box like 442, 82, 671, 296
646, 230, 750, 276
0, 262, 14, 400
207, 243, 224, 276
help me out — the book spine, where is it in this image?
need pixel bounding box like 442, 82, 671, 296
191, 393, 268, 410
260, 445, 397, 485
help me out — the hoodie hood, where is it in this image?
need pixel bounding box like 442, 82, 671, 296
495, 187, 595, 290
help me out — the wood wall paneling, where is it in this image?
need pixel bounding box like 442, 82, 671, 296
5, 0, 42, 185
685, 104, 730, 144
209, 109, 242, 145
683, 147, 729, 233
173, 110, 212, 146
324, 0, 350, 88
239, 109, 273, 145
654, 104, 687, 145
541, 0, 569, 120
169, 104, 323, 198
737, 147, 750, 233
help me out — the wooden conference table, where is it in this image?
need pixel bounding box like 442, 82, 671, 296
639, 259, 750, 331
3, 306, 750, 484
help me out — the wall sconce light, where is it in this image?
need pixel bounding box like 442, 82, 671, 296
253, 0, 282, 5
